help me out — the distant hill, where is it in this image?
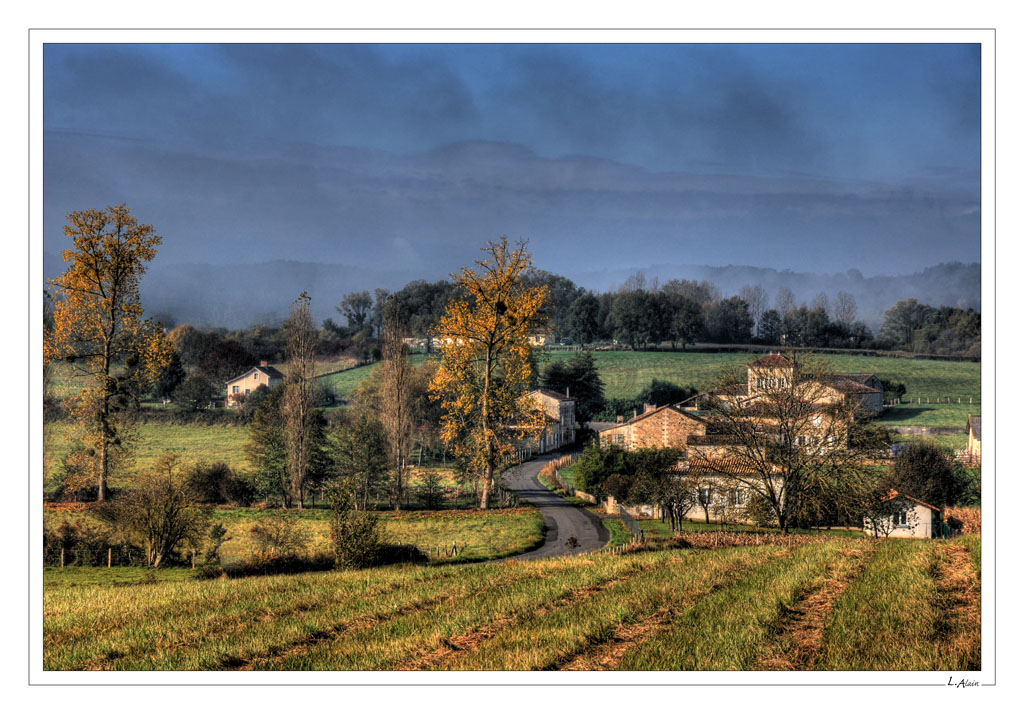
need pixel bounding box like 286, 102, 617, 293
43, 253, 979, 331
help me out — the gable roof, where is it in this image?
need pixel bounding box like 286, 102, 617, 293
611, 403, 706, 428
225, 364, 286, 384
821, 376, 881, 395
748, 354, 793, 369
969, 415, 981, 441
881, 489, 940, 512
837, 373, 879, 385
530, 388, 576, 403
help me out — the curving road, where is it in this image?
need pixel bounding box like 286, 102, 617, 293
502, 454, 609, 560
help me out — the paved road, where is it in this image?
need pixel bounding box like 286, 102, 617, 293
502, 455, 609, 560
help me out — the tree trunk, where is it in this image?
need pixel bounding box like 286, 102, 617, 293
480, 463, 492, 510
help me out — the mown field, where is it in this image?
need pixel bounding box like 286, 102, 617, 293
44, 505, 545, 566
43, 535, 980, 671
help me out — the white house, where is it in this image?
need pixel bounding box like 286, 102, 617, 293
863, 491, 940, 539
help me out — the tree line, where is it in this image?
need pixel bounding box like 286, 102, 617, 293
327, 271, 980, 359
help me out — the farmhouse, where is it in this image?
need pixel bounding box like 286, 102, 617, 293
863, 490, 941, 539
517, 389, 577, 455
598, 404, 707, 452
225, 361, 284, 407
686, 354, 884, 416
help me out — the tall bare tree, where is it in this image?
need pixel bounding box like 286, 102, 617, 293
776, 286, 796, 316
740, 284, 768, 336
691, 353, 884, 532
283, 292, 317, 508
378, 295, 413, 509
834, 291, 858, 327
811, 291, 831, 318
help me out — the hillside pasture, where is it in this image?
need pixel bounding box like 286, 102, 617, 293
43, 536, 980, 671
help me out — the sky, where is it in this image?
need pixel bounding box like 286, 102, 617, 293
43, 43, 981, 281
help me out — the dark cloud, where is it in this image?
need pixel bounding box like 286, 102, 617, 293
43, 43, 981, 293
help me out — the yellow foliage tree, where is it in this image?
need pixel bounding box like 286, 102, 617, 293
428, 238, 549, 508
43, 205, 173, 501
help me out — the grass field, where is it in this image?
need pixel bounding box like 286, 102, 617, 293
43, 535, 979, 671
45, 423, 251, 489
43, 504, 545, 566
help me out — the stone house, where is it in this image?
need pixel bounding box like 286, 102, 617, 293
517, 389, 577, 455
598, 404, 708, 452
225, 361, 284, 407
966, 415, 981, 465
863, 491, 941, 539
687, 354, 883, 416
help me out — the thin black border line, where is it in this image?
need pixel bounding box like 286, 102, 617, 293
28, 26, 995, 684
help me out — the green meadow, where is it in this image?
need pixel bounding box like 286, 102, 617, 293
43, 535, 979, 671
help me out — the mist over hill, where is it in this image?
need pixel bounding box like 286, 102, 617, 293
43, 253, 980, 332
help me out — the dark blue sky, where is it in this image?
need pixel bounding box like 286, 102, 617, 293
43, 43, 980, 279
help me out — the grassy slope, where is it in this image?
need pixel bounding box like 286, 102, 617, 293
43, 536, 979, 671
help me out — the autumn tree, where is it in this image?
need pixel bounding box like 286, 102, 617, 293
378, 296, 413, 509
690, 353, 886, 533
428, 238, 549, 509
43, 205, 173, 501
283, 292, 318, 508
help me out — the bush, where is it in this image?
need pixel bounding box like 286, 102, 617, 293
946, 506, 981, 535
43, 519, 144, 567
331, 509, 384, 569
744, 493, 780, 529
375, 544, 429, 565
248, 514, 310, 559
227, 553, 335, 577
96, 454, 212, 568
187, 462, 257, 506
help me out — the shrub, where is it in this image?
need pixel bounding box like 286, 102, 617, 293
228, 554, 335, 577
248, 514, 310, 559
327, 481, 387, 568
43, 518, 144, 567
331, 509, 384, 569
375, 544, 429, 565
97, 454, 212, 568
946, 506, 981, 535
186, 462, 257, 506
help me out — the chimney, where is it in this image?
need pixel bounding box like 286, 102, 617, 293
644, 403, 657, 413
566, 387, 570, 398
260, 360, 268, 367
633, 409, 638, 419
616, 415, 624, 423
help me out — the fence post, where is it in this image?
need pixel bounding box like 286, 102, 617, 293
108, 547, 112, 568
60, 547, 64, 568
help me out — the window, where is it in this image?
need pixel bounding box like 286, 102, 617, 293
615, 434, 625, 445
245, 389, 251, 395
895, 510, 908, 526
253, 373, 258, 380
232, 385, 239, 394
